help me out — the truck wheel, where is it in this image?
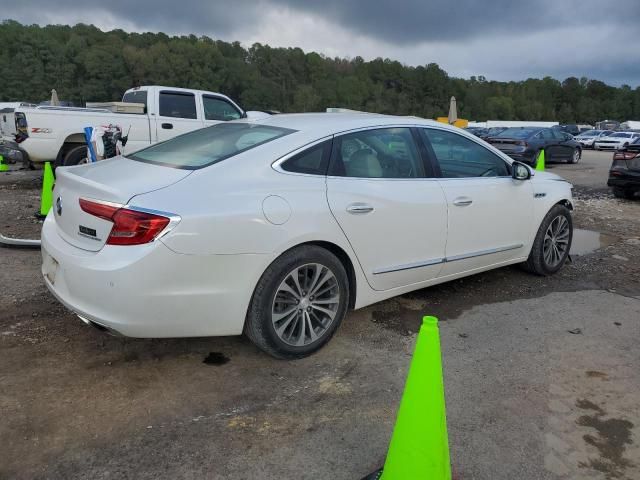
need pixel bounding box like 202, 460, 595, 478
60, 145, 89, 167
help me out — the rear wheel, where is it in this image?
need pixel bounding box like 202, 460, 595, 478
524, 205, 573, 276
570, 148, 581, 164
245, 245, 350, 359
60, 145, 89, 167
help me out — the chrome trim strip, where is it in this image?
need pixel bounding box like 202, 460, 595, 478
373, 258, 444, 275
444, 243, 524, 262
372, 243, 524, 275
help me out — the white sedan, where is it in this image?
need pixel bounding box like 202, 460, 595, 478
594, 131, 640, 150
42, 114, 574, 358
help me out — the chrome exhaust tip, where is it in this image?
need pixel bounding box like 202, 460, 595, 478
76, 314, 122, 336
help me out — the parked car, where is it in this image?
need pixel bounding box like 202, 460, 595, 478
574, 129, 614, 149
488, 127, 581, 167
608, 138, 640, 199
594, 131, 640, 151
42, 114, 574, 358
465, 127, 489, 138
1, 85, 267, 168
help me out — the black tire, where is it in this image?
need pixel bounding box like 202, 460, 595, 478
612, 187, 636, 200
244, 245, 350, 359
569, 148, 581, 164
523, 204, 573, 276
60, 145, 89, 167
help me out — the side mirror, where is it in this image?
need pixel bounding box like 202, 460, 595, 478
512, 161, 531, 181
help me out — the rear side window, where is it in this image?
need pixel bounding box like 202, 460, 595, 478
421, 129, 510, 178
280, 141, 331, 175
159, 92, 197, 119
122, 90, 148, 113
329, 127, 425, 178
129, 123, 296, 169
203, 96, 242, 121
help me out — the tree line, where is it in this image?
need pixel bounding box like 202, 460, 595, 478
1, 20, 638, 123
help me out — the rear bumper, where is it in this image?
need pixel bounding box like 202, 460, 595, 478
502, 151, 536, 166
41, 213, 274, 337
607, 172, 640, 190
0, 139, 27, 164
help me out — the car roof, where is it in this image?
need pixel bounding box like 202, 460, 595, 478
242, 112, 444, 137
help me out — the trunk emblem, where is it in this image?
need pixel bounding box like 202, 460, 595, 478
55, 196, 62, 216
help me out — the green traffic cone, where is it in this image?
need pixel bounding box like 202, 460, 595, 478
535, 149, 545, 171
39, 162, 55, 216
380, 316, 451, 480
0, 154, 9, 172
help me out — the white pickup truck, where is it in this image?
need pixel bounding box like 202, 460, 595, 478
3, 86, 264, 167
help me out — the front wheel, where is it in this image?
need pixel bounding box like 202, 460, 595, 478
245, 245, 350, 359
524, 205, 573, 276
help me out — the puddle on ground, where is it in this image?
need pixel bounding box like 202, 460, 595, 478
203, 352, 230, 366
571, 229, 618, 256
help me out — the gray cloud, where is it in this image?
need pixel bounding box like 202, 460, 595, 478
1, 0, 639, 86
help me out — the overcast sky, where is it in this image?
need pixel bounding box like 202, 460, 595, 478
2, 0, 639, 86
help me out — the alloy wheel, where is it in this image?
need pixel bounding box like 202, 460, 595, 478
543, 215, 570, 268
271, 263, 340, 347
572, 149, 580, 163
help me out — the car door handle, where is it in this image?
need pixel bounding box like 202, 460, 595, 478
453, 197, 473, 207
161, 123, 173, 130
347, 203, 374, 214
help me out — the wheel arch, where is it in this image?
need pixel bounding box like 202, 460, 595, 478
556, 198, 574, 211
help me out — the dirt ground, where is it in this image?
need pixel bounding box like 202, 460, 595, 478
1, 151, 639, 480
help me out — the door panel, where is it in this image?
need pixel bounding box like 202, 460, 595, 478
437, 178, 533, 276
419, 127, 534, 277
326, 127, 447, 291
155, 91, 204, 142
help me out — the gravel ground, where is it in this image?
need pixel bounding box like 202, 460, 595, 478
1, 151, 639, 479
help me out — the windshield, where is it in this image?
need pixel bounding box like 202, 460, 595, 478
129, 123, 296, 169
578, 130, 601, 137
495, 128, 540, 139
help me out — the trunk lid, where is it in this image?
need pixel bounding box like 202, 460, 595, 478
52, 157, 190, 251
488, 138, 524, 152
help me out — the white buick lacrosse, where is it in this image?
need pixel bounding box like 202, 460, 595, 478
42, 113, 573, 358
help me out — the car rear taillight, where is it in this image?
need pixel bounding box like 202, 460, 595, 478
79, 198, 173, 245
615, 151, 639, 160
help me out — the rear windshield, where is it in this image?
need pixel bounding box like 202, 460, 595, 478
129, 123, 296, 169
122, 90, 148, 113
495, 128, 539, 139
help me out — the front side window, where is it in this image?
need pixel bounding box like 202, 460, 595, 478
281, 141, 331, 175
203, 96, 242, 121
159, 91, 197, 119
129, 123, 295, 169
421, 129, 510, 178
329, 127, 424, 178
